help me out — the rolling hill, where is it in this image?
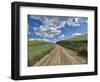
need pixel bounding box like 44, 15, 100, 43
56, 34, 88, 58
28, 40, 54, 66
67, 34, 87, 41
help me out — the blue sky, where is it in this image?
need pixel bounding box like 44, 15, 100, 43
28, 15, 88, 43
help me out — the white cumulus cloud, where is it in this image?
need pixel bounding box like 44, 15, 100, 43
28, 38, 34, 41
66, 18, 80, 27
30, 16, 87, 40
58, 34, 67, 40
34, 21, 62, 38
42, 38, 51, 42
72, 33, 82, 36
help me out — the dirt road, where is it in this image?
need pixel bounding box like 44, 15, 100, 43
34, 44, 87, 66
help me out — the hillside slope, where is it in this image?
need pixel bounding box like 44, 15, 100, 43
56, 34, 88, 59
28, 40, 54, 66
67, 34, 87, 41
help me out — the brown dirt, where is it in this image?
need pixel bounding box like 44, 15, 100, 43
33, 44, 87, 66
